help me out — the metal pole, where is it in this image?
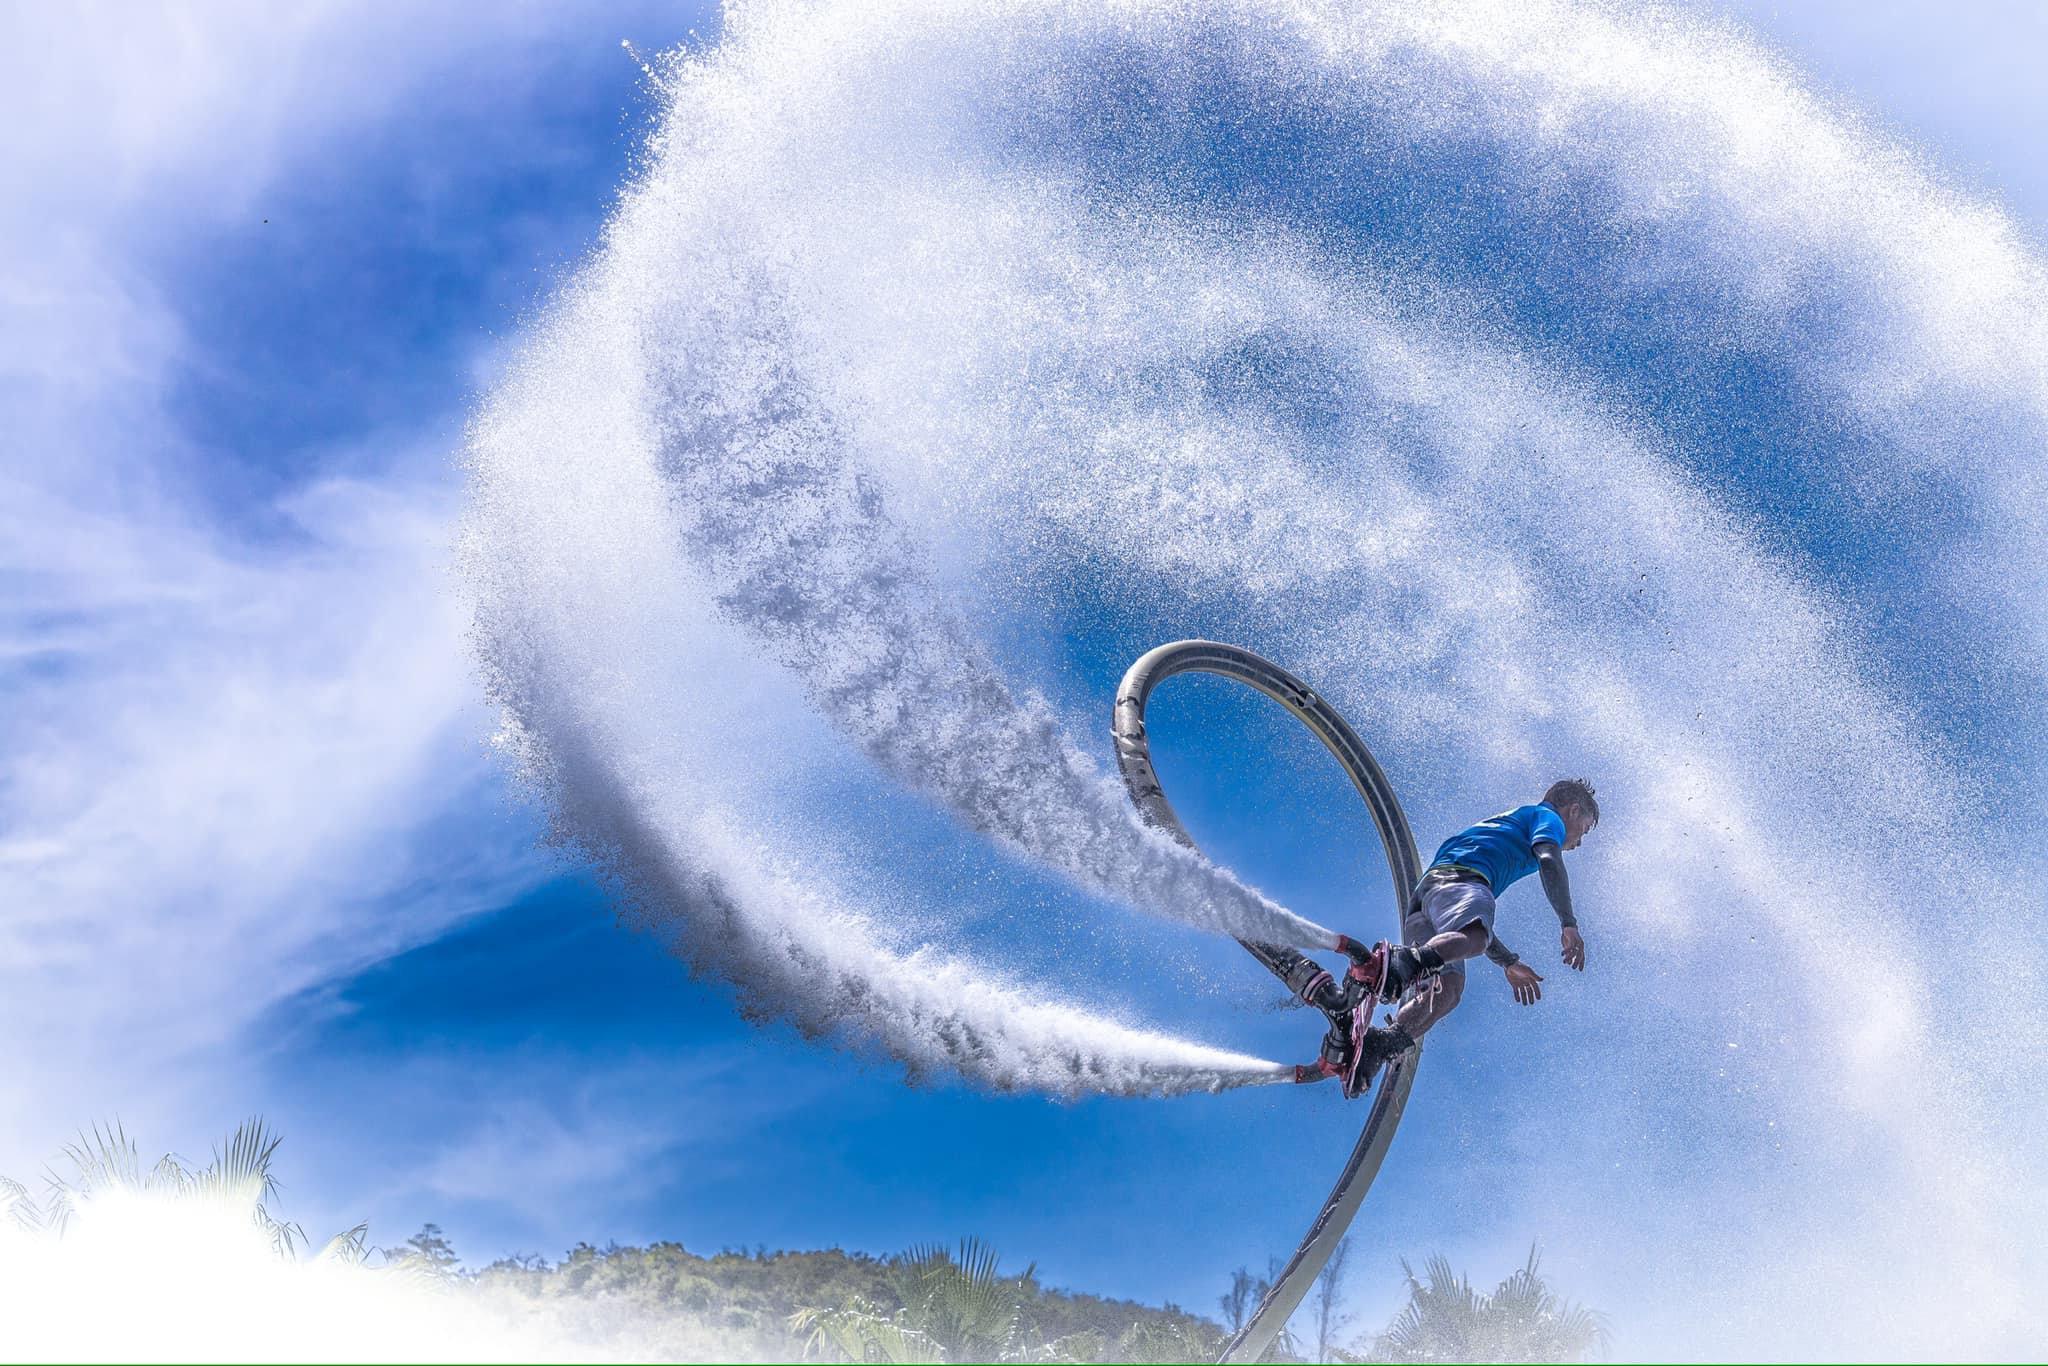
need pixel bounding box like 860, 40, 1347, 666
1110, 641, 1423, 1364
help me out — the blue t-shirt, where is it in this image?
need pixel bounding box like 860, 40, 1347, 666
1429, 803, 1567, 894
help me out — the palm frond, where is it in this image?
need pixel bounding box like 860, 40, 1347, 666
52, 1120, 142, 1192
259, 1209, 308, 1261
39, 1121, 148, 1233
150, 1152, 196, 1195
909, 1237, 1023, 1359
317, 1222, 373, 1266
0, 1175, 47, 1233
193, 1117, 285, 1212
791, 1297, 947, 1363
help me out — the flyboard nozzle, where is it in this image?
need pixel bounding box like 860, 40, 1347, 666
1295, 1021, 1355, 1084
1336, 935, 1391, 992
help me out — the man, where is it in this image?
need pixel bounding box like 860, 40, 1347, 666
1346, 777, 1599, 1081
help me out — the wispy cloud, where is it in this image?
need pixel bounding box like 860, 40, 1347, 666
0, 1, 687, 1165
0, 464, 533, 1136
401, 1053, 730, 1232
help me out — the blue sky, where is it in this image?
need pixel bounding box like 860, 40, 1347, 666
3, 2, 2044, 1356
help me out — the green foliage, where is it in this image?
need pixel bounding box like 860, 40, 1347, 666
1101, 1315, 1229, 1364
472, 1240, 908, 1360
319, 1220, 373, 1266
1358, 1247, 1608, 1364
461, 1235, 1227, 1363
787, 1240, 1228, 1365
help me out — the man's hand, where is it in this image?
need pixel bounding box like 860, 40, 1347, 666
1561, 927, 1585, 971
1504, 962, 1544, 1005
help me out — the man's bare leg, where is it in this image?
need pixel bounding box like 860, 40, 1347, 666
1347, 919, 1492, 1082
1392, 922, 1487, 1039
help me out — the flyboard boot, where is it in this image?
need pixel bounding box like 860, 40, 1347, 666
1279, 938, 1417, 1099
1350, 1022, 1419, 1086
1377, 942, 1448, 1002
1337, 934, 1449, 1004
1336, 936, 1423, 1097
1281, 950, 1362, 1091
1279, 936, 1429, 1098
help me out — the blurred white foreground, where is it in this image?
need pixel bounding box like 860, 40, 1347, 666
0, 1192, 603, 1364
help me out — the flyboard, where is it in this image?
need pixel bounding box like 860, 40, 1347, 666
1111, 641, 1424, 1365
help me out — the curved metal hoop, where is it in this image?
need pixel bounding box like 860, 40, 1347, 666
1110, 640, 1423, 1364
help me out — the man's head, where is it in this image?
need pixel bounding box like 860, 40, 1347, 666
1541, 778, 1600, 850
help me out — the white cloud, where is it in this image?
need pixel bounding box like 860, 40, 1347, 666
0, 467, 538, 1146
0, 1, 674, 225
0, 1, 695, 1169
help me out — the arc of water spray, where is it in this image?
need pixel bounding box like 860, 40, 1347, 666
645, 291, 1339, 955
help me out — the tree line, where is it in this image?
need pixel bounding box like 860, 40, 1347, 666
3, 1120, 1607, 1362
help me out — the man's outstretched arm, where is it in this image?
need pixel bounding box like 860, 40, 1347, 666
1533, 840, 1586, 970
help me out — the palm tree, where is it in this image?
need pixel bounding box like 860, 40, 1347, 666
1, 1118, 366, 1264
1363, 1246, 1608, 1363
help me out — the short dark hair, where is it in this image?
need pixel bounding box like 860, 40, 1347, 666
1542, 778, 1599, 822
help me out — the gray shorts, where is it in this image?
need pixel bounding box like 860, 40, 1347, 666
1407, 874, 1497, 979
